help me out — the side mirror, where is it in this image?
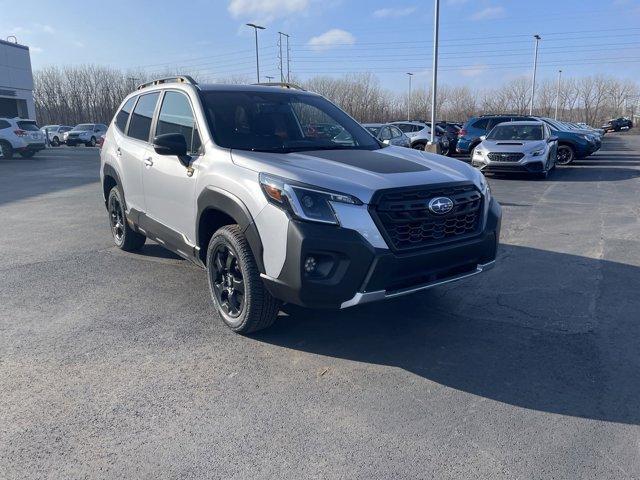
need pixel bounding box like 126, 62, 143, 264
153, 133, 187, 157
480, 135, 486, 141
548, 136, 558, 142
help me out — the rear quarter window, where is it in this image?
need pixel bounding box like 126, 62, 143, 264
115, 97, 136, 132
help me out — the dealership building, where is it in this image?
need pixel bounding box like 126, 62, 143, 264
0, 38, 35, 119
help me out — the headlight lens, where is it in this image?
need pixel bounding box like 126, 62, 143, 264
473, 148, 484, 158
531, 148, 545, 157
259, 173, 362, 225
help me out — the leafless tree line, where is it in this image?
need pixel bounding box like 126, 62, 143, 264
34, 65, 638, 127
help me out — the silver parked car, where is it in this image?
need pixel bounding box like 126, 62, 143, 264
391, 121, 450, 155
40, 125, 73, 146
362, 123, 411, 147
471, 121, 558, 178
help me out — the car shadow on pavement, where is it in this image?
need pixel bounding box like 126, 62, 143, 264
254, 244, 640, 426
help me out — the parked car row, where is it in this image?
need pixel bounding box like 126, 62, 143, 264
41, 123, 108, 147
457, 114, 604, 166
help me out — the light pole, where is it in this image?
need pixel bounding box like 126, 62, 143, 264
554, 69, 562, 120
429, 0, 440, 148
406, 73, 413, 121
265, 75, 274, 82
246, 23, 265, 83
529, 34, 541, 116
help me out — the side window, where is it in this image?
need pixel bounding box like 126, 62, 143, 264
128, 92, 160, 142
390, 126, 403, 138
155, 91, 200, 153
379, 126, 392, 141
487, 117, 508, 130
0, 120, 10, 129
396, 124, 411, 133
115, 97, 136, 133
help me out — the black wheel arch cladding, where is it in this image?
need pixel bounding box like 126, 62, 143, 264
196, 187, 265, 273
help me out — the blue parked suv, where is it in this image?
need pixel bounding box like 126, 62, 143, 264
537, 117, 598, 164
457, 115, 535, 157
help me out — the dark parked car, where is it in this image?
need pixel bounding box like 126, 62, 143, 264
601, 117, 633, 132
457, 115, 536, 157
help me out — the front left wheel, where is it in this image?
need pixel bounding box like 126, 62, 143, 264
206, 225, 280, 334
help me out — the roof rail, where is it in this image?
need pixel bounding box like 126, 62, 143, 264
253, 82, 306, 91
136, 75, 198, 90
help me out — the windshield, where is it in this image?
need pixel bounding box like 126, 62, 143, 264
487, 124, 544, 141
74, 124, 94, 131
200, 90, 380, 153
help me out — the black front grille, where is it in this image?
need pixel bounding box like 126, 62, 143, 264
371, 183, 483, 251
488, 152, 524, 162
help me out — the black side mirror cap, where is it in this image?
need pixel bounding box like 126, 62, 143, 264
153, 133, 187, 156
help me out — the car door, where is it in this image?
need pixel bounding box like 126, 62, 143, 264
389, 126, 408, 147
118, 92, 160, 214
378, 126, 393, 145
142, 90, 201, 246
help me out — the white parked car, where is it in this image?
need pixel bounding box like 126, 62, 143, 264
0, 117, 46, 159
41, 125, 74, 146
362, 123, 411, 147
66, 123, 108, 147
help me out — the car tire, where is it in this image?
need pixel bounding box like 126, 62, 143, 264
556, 144, 575, 165
0, 141, 13, 159
107, 186, 146, 251
51, 136, 60, 147
87, 137, 96, 147
411, 142, 426, 151
206, 225, 281, 334
19, 151, 36, 158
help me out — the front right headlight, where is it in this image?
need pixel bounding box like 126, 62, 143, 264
259, 173, 362, 225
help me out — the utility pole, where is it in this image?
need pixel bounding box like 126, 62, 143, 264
279, 32, 290, 82
406, 73, 413, 121
278, 32, 284, 82
529, 34, 541, 116
554, 69, 562, 120
286, 34, 291, 82
246, 23, 265, 83
429, 0, 440, 148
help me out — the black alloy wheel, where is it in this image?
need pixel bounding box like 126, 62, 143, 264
211, 244, 245, 318
556, 145, 575, 165
88, 136, 96, 147
51, 136, 60, 146
109, 191, 125, 246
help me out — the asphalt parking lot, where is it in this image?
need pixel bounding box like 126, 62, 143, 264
1, 137, 639, 479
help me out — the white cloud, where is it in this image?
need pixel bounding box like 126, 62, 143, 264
308, 29, 355, 51
471, 6, 505, 21
228, 0, 309, 22
35, 24, 56, 34
373, 6, 416, 18
460, 64, 487, 77
30, 46, 43, 54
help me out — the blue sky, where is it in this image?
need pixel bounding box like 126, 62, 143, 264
2, 0, 640, 92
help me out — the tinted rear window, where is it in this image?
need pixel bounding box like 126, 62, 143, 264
128, 93, 159, 141
17, 121, 39, 131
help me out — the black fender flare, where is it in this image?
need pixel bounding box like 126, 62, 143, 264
102, 163, 124, 207
196, 187, 265, 273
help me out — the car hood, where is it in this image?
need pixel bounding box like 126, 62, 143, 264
231, 146, 483, 204
480, 139, 547, 153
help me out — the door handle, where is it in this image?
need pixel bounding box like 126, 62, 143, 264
116, 147, 122, 156
144, 157, 153, 167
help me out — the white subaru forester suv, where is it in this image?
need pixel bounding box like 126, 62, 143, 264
100, 76, 501, 333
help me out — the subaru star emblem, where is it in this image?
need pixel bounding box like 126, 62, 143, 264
428, 197, 454, 215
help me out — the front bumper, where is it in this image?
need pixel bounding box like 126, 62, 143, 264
261, 198, 501, 309
471, 152, 547, 173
